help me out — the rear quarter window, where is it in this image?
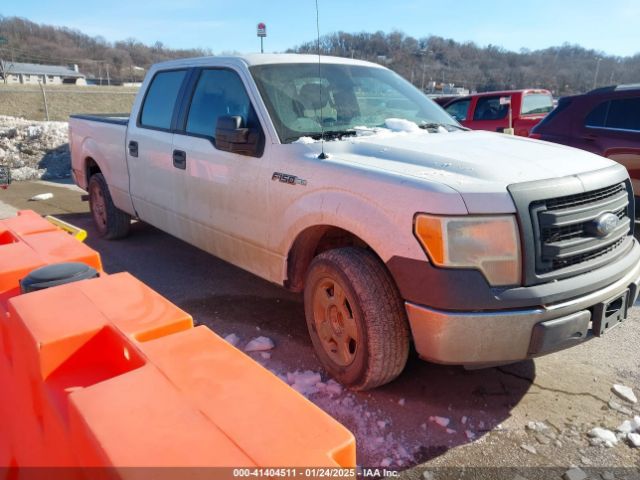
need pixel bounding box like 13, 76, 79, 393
139, 70, 187, 130
521, 93, 553, 115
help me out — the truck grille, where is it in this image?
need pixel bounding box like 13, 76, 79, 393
531, 182, 632, 275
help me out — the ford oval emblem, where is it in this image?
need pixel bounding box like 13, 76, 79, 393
593, 212, 619, 237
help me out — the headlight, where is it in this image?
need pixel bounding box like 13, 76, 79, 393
414, 214, 521, 286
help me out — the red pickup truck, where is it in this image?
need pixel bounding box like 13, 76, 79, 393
443, 89, 554, 136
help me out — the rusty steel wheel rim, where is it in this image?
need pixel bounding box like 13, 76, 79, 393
90, 184, 107, 230
312, 277, 359, 367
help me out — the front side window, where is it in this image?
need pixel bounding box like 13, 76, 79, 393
521, 93, 554, 115
445, 99, 471, 121
186, 69, 257, 138
140, 69, 187, 130
250, 63, 459, 143
473, 96, 509, 121
606, 97, 640, 131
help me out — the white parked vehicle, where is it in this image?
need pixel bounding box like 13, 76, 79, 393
70, 54, 640, 389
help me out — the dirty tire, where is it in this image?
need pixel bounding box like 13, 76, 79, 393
88, 173, 131, 240
304, 247, 410, 390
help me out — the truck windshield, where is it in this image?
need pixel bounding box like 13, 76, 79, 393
250, 63, 460, 143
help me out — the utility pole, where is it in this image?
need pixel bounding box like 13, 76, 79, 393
106, 63, 111, 86
592, 57, 602, 89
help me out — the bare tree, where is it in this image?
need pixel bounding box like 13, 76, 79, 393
0, 58, 14, 84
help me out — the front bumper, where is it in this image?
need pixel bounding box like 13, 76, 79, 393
406, 243, 640, 365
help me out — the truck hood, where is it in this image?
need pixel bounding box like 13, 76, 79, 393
315, 130, 618, 213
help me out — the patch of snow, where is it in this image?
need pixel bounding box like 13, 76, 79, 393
259, 352, 271, 360
526, 421, 550, 432
285, 370, 322, 396
588, 427, 618, 447
377, 420, 387, 430
29, 193, 53, 201
445, 428, 456, 434
379, 458, 392, 468
429, 416, 450, 428
628, 432, 640, 448
520, 444, 537, 454
293, 136, 317, 144
398, 398, 405, 406
244, 336, 275, 352
461, 416, 467, 425
612, 384, 637, 403
617, 420, 635, 434
562, 467, 588, 480
465, 429, 475, 440
384, 118, 420, 133
223, 333, 240, 347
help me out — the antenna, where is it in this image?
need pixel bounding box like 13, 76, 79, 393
315, 0, 328, 159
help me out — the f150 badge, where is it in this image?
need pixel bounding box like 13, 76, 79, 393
272, 172, 307, 186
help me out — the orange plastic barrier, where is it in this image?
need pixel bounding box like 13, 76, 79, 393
0, 210, 102, 295
0, 211, 356, 471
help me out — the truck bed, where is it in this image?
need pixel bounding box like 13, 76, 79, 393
69, 114, 129, 126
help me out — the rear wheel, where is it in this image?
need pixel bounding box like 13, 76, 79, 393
88, 173, 131, 239
304, 247, 410, 390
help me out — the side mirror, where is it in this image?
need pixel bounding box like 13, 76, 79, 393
0, 165, 11, 189
215, 115, 260, 156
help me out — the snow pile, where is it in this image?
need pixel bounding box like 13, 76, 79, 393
244, 336, 275, 352
384, 118, 421, 133
0, 116, 70, 181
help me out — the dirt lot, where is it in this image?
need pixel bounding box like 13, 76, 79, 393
0, 84, 137, 121
1, 181, 639, 479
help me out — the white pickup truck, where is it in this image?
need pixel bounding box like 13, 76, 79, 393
70, 54, 640, 389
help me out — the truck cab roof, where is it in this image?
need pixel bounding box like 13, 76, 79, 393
150, 53, 384, 71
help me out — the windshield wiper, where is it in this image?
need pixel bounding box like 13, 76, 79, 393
310, 129, 357, 140
285, 129, 357, 144
419, 122, 466, 132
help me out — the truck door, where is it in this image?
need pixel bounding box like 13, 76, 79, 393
469, 95, 510, 133
170, 68, 275, 279
125, 69, 189, 232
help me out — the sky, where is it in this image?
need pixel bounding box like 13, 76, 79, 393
2, 0, 640, 57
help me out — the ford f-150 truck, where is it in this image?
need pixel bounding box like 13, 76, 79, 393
69, 54, 640, 390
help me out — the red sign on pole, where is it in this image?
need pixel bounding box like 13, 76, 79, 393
257, 23, 267, 37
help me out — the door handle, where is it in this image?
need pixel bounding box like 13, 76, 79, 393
173, 149, 186, 170
128, 141, 138, 157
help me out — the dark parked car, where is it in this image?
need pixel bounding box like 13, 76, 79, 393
530, 84, 640, 212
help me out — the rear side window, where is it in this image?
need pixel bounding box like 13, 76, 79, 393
186, 69, 255, 138
140, 70, 187, 130
585, 101, 609, 128
473, 96, 508, 121
445, 99, 471, 121
606, 97, 640, 131
521, 93, 553, 115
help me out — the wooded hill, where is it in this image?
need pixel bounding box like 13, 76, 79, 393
1, 16, 638, 94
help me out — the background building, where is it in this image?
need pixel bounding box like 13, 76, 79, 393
0, 62, 86, 85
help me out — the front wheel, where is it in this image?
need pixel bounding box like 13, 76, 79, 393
88, 173, 131, 239
303, 247, 410, 390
